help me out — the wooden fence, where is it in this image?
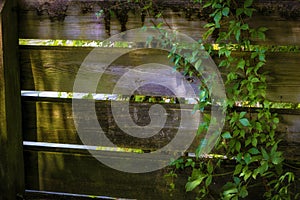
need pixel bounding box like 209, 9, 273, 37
0, 0, 300, 199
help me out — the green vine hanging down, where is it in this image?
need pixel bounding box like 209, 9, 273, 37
165, 0, 298, 199
95, 0, 298, 199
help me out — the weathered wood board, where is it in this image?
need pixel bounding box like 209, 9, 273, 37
23, 149, 300, 200
18, 0, 300, 45
22, 97, 202, 152
20, 46, 300, 103
22, 97, 300, 160
0, 0, 25, 199
23, 149, 197, 200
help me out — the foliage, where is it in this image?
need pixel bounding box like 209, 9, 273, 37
161, 0, 298, 199
91, 0, 299, 199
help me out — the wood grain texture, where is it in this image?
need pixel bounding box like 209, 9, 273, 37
23, 149, 197, 200
0, 0, 25, 199
20, 46, 300, 103
22, 97, 202, 152
19, 47, 202, 98
18, 0, 300, 45
23, 149, 299, 200
22, 97, 300, 160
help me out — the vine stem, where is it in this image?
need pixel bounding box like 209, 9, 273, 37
212, 170, 234, 177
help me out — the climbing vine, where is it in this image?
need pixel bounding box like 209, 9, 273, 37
95, 0, 298, 199
165, 0, 298, 199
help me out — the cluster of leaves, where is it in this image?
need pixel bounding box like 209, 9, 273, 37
91, 0, 299, 199
164, 0, 298, 199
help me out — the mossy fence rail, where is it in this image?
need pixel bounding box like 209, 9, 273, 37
0, 0, 300, 199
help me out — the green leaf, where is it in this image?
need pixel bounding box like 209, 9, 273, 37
222, 7, 230, 16
259, 161, 269, 175
241, 24, 249, 30
243, 170, 252, 181
251, 77, 260, 83
257, 31, 266, 40
245, 138, 252, 147
203, 27, 215, 40
235, 29, 241, 42
191, 168, 201, 179
219, 60, 228, 67
195, 59, 202, 71
261, 148, 269, 160
256, 122, 263, 132
239, 118, 250, 126
273, 117, 279, 124
244, 153, 251, 165
186, 177, 205, 192
271, 142, 278, 154
236, 8, 244, 16
272, 156, 284, 165
244, 8, 254, 17
239, 186, 249, 198
248, 147, 260, 155
244, 0, 253, 8
258, 27, 268, 32
252, 137, 258, 147
214, 11, 222, 28
252, 168, 259, 179
236, 153, 243, 163
223, 187, 238, 196
207, 160, 213, 174
239, 111, 247, 118
203, 22, 215, 29
222, 132, 232, 139
205, 175, 212, 187
214, 3, 222, 9
203, 1, 212, 8
234, 164, 243, 175
237, 59, 245, 69
233, 177, 241, 185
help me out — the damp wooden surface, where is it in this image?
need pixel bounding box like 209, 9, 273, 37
22, 97, 202, 152
20, 46, 300, 103
21, 97, 300, 160
0, 0, 25, 198
23, 149, 299, 200
18, 0, 300, 45
23, 149, 197, 200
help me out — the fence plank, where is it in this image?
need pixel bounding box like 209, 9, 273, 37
18, 0, 300, 45
0, 0, 25, 199
23, 149, 300, 200
22, 97, 202, 152
19, 46, 201, 98
20, 46, 300, 103
23, 149, 197, 200
22, 97, 300, 160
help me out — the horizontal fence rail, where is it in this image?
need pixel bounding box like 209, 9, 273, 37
18, 0, 300, 45
20, 46, 300, 103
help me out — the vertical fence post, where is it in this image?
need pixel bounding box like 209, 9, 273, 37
0, 0, 25, 199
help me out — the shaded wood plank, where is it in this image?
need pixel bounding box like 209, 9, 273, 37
0, 0, 25, 199
23, 150, 197, 200
23, 149, 300, 200
20, 46, 300, 103
19, 47, 202, 98
18, 0, 300, 45
22, 97, 202, 152
22, 97, 300, 160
